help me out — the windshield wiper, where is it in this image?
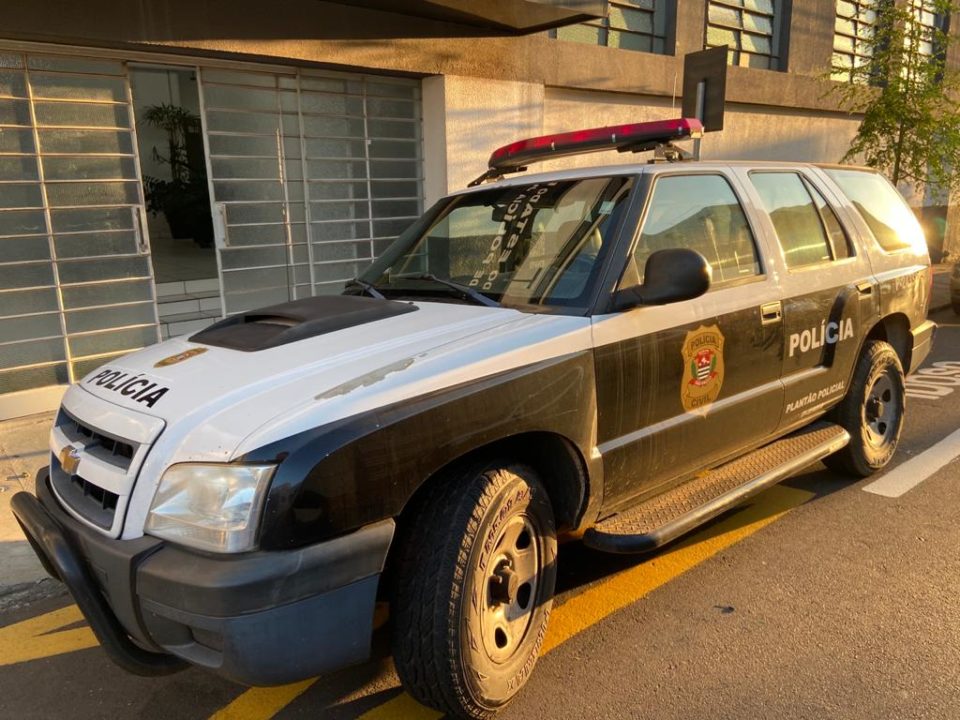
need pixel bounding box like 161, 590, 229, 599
344, 278, 386, 300
393, 273, 500, 308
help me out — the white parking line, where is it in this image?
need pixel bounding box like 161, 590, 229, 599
863, 427, 960, 497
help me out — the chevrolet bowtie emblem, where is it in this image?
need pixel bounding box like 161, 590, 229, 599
59, 445, 82, 475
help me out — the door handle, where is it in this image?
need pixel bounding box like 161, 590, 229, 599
760, 301, 782, 325
856, 281, 873, 295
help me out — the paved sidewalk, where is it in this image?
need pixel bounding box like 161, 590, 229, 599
0, 411, 55, 596
0, 264, 954, 596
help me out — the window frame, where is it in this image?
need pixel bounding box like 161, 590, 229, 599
617, 169, 767, 295
832, 0, 881, 83
704, 0, 786, 71
799, 174, 857, 264
550, 1, 675, 56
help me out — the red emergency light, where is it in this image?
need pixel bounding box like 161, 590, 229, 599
487, 117, 703, 170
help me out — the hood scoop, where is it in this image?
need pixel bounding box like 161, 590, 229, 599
190, 295, 417, 352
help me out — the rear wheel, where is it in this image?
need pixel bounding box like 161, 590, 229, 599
825, 340, 905, 477
391, 462, 557, 719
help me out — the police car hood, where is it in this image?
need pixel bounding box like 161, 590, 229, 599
74, 300, 591, 464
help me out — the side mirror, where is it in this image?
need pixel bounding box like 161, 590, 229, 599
613, 248, 711, 310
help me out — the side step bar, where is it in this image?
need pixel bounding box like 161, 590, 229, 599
583, 422, 850, 554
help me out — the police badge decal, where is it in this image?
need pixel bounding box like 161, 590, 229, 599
681, 325, 725, 416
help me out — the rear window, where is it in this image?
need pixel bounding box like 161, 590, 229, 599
823, 169, 924, 253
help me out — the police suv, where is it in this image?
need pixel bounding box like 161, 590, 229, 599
13, 118, 935, 719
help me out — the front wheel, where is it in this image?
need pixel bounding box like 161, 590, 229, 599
824, 340, 905, 477
391, 463, 557, 719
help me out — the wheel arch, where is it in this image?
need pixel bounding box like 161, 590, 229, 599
399, 430, 591, 533
378, 430, 592, 603
863, 312, 912, 371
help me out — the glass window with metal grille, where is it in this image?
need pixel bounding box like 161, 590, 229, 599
832, 0, 879, 82
906, 0, 949, 59
705, 0, 781, 70
552, 1, 670, 55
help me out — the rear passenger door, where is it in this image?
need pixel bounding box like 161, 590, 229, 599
742, 170, 876, 430
592, 171, 784, 511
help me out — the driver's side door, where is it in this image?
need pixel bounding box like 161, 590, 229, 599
591, 171, 784, 513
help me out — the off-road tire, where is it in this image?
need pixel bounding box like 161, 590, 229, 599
390, 462, 557, 720
824, 340, 905, 477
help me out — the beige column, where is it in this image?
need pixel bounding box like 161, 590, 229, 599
421, 75, 545, 205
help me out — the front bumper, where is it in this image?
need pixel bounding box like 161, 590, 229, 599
12, 469, 394, 685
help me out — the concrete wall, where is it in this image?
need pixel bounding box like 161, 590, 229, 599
424, 79, 863, 198
423, 75, 545, 201
1, 0, 854, 113
541, 89, 861, 166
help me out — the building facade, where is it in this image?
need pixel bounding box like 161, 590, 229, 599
0, 0, 956, 419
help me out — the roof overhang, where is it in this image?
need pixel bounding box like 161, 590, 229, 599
326, 0, 607, 35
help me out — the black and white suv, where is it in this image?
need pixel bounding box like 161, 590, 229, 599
14, 118, 935, 719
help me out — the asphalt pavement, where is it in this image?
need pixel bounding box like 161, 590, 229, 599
1, 304, 958, 720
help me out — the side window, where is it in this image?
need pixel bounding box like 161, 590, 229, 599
750, 172, 832, 268
802, 177, 853, 260
823, 168, 923, 253
630, 174, 760, 286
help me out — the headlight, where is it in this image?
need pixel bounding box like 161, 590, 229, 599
145, 463, 276, 553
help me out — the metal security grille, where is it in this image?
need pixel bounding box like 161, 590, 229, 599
705, 0, 781, 70
0, 52, 158, 395
907, 0, 948, 58
554, 1, 669, 54
200, 68, 422, 315
832, 0, 879, 82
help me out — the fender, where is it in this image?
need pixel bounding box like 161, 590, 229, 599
243, 351, 599, 550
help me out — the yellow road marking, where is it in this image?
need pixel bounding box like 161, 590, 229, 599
356, 691, 437, 720
0, 604, 98, 666
208, 680, 317, 720
358, 484, 813, 720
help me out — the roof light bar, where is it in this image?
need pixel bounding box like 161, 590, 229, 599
487, 117, 704, 171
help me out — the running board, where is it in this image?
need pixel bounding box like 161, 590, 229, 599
583, 422, 850, 554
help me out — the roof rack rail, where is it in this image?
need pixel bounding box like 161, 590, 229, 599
468, 118, 703, 187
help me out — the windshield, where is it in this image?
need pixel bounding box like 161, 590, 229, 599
353, 176, 633, 310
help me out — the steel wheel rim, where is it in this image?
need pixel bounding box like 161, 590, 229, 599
864, 371, 899, 448
479, 514, 540, 664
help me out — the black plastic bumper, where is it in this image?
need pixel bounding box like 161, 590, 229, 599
10, 489, 185, 676
12, 468, 395, 685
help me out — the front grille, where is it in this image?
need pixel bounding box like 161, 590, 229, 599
51, 457, 119, 529
52, 463, 120, 529
51, 409, 140, 531
58, 411, 135, 470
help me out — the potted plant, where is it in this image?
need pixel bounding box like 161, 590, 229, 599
141, 103, 214, 247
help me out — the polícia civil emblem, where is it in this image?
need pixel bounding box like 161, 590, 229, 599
680, 324, 725, 416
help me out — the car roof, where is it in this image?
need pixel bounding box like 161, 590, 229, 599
448, 160, 880, 196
